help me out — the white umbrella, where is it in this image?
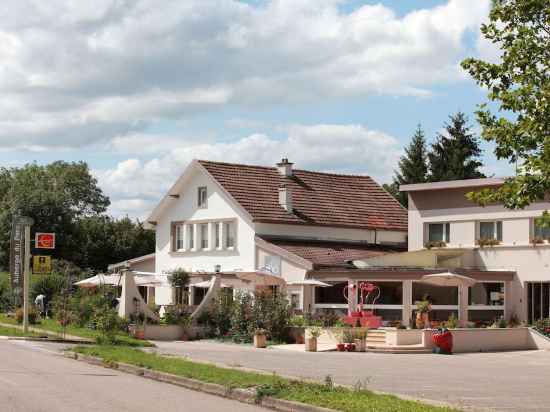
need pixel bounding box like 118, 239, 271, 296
421, 272, 476, 324
421, 272, 476, 288
287, 279, 331, 287
191, 280, 232, 288
236, 271, 286, 286
74, 274, 121, 288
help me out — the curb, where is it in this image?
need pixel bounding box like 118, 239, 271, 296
65, 351, 337, 412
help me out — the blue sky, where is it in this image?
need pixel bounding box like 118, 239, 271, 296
0, 0, 512, 218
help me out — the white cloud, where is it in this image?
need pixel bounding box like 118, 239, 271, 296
95, 123, 402, 217
0, 0, 490, 149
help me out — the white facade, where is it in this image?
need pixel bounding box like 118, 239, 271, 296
147, 160, 407, 307
403, 180, 550, 322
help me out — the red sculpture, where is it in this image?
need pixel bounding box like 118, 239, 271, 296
342, 282, 382, 329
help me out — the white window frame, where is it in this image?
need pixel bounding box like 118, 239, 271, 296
200, 223, 209, 250
427, 222, 450, 243
224, 221, 236, 249
214, 222, 221, 249
478, 220, 503, 241
263, 255, 282, 275
289, 291, 302, 310
175, 224, 184, 251
186, 224, 195, 250
197, 186, 207, 208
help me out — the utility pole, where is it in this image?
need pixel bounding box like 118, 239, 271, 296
18, 216, 34, 334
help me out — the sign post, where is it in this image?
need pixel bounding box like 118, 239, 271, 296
16, 217, 34, 334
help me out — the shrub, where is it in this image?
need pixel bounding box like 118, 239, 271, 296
162, 305, 191, 327
93, 308, 120, 344
31, 274, 66, 302
15, 307, 39, 324
207, 289, 234, 335
425, 240, 447, 249
289, 315, 305, 327
251, 291, 291, 342
443, 313, 459, 329
231, 291, 254, 343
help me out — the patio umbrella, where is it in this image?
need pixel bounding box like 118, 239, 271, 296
421, 272, 476, 288
421, 272, 476, 323
191, 280, 232, 288
235, 271, 286, 286
74, 274, 121, 288
286, 279, 331, 287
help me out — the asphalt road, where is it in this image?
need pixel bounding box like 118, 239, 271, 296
154, 340, 550, 412
0, 340, 263, 412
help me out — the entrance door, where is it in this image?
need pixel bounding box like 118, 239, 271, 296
527, 282, 550, 324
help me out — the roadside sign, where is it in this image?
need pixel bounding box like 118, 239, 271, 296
33, 255, 52, 274
9, 219, 24, 290
35, 232, 55, 249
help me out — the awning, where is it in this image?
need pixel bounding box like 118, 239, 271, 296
191, 280, 232, 288
74, 274, 121, 288
235, 271, 286, 286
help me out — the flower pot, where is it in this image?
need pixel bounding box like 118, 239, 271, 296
336, 343, 345, 352
305, 337, 317, 352
134, 329, 145, 340
345, 343, 355, 352
254, 333, 267, 348
354, 339, 366, 352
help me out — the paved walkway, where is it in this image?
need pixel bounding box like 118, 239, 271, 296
152, 340, 550, 411
0, 339, 263, 412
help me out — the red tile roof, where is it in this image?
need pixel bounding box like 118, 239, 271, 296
258, 236, 404, 268
199, 160, 407, 231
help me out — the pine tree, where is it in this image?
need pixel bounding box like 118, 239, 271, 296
428, 112, 485, 182
390, 124, 429, 207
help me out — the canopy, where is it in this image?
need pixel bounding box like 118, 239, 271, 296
421, 272, 477, 288
287, 279, 331, 287
75, 272, 171, 288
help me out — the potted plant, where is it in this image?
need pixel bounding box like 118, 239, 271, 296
335, 329, 345, 352
254, 328, 267, 348
531, 236, 544, 246
415, 300, 431, 329
353, 327, 368, 352
305, 327, 322, 352
343, 328, 355, 352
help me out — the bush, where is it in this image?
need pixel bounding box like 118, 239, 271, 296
162, 305, 191, 327
231, 291, 254, 343
15, 307, 39, 324
207, 289, 234, 335
93, 307, 120, 344
31, 274, 66, 302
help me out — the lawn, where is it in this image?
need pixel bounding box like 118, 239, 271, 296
0, 325, 42, 338
73, 346, 459, 412
0, 314, 153, 347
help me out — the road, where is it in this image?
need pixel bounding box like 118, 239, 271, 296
0, 340, 263, 412
154, 340, 550, 412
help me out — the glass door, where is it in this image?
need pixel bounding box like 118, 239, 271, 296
527, 282, 550, 324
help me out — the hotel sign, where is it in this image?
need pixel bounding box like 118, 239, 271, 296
9, 220, 24, 290
35, 233, 55, 249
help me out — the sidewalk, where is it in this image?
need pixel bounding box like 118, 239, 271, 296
151, 340, 550, 412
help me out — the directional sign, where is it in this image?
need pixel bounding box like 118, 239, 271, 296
33, 255, 52, 274
35, 233, 55, 249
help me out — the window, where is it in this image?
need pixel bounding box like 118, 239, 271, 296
290, 292, 301, 310
214, 222, 221, 248
264, 255, 282, 275
534, 218, 550, 239
175, 224, 184, 250
187, 224, 194, 250
479, 221, 503, 241
428, 223, 450, 243
224, 222, 235, 248
198, 186, 207, 208
469, 282, 504, 306
200, 224, 209, 249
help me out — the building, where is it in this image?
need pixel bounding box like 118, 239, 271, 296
113, 161, 549, 327
401, 178, 550, 324
142, 158, 408, 311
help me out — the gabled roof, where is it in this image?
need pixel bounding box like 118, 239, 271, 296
198, 160, 407, 231
257, 236, 403, 269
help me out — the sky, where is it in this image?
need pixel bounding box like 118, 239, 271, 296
0, 0, 513, 219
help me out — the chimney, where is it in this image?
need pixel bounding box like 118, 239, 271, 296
278, 184, 293, 213
277, 158, 293, 177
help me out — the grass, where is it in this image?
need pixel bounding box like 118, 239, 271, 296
0, 325, 42, 338
73, 345, 459, 412
0, 314, 153, 347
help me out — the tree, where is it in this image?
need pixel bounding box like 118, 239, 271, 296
390, 124, 429, 207
0, 161, 110, 268
461, 0, 550, 209
428, 112, 485, 182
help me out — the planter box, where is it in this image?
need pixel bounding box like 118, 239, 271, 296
254, 334, 267, 348
386, 329, 422, 346
143, 325, 184, 341
305, 337, 317, 352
